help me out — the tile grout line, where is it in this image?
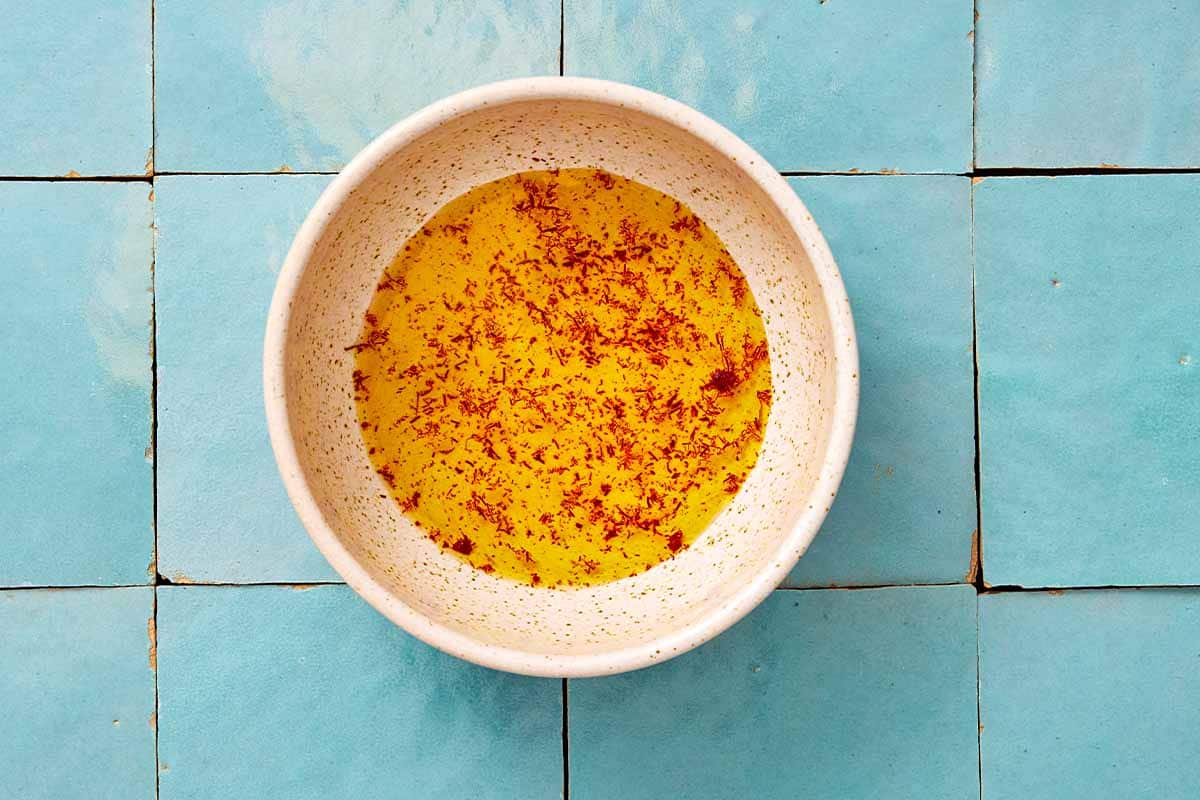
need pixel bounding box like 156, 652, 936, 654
971, 0, 979, 172
979, 582, 1200, 592
561, 678, 570, 800
970, 169, 984, 593
150, 0, 157, 179
971, 165, 1200, 176
152, 585, 161, 799
968, 0, 984, 594
969, 5, 985, 776
782, 170, 961, 177
975, 594, 984, 800
149, 0, 158, 585
969, 110, 988, 800
151, 199, 162, 798
155, 170, 340, 176
0, 174, 153, 182
150, 1, 162, 798
778, 581, 964, 592
0, 580, 347, 591
155, 579, 347, 588
558, 0, 565, 76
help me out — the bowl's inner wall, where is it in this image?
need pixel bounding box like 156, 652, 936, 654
284, 98, 838, 658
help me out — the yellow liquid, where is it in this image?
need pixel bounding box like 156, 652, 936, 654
352, 169, 771, 587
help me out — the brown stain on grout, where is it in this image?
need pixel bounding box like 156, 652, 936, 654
147, 616, 157, 671
64, 170, 82, 178
965, 529, 981, 583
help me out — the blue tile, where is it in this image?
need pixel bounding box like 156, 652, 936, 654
785, 177, 975, 587
0, 588, 156, 799
565, 0, 973, 173
0, 1, 151, 176
0, 183, 153, 586
570, 585, 978, 800
156, 585, 562, 799
155, 0, 561, 172
981, 589, 1200, 799
976, 1, 1200, 168
975, 176, 1200, 587
155, 175, 338, 582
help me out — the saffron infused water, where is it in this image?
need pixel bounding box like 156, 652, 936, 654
350, 169, 771, 587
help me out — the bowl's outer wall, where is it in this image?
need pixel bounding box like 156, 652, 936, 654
264, 78, 858, 676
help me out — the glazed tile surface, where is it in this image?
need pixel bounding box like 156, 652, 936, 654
0, 588, 156, 799
566, 0, 974, 173
784, 176, 975, 588
154, 0, 561, 171
4, 1, 1200, 797
975, 0, 1200, 168
570, 586, 979, 799
155, 175, 338, 582
975, 176, 1200, 587
980, 590, 1200, 799
156, 585, 562, 799
0, 0, 151, 176
0, 183, 153, 586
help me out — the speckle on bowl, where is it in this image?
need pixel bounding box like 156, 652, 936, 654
264, 77, 858, 677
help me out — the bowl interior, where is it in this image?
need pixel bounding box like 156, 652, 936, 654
275, 93, 844, 671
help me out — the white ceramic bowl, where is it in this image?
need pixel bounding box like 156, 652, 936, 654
264, 77, 857, 677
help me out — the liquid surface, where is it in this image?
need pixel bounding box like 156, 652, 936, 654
352, 169, 771, 587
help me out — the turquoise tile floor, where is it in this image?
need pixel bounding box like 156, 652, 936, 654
2, 2, 1198, 798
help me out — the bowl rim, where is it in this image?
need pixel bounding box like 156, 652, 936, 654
263, 76, 858, 677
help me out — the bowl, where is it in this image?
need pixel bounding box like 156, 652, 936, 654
264, 77, 858, 677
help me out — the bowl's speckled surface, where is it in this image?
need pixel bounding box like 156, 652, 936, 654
264, 77, 858, 677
